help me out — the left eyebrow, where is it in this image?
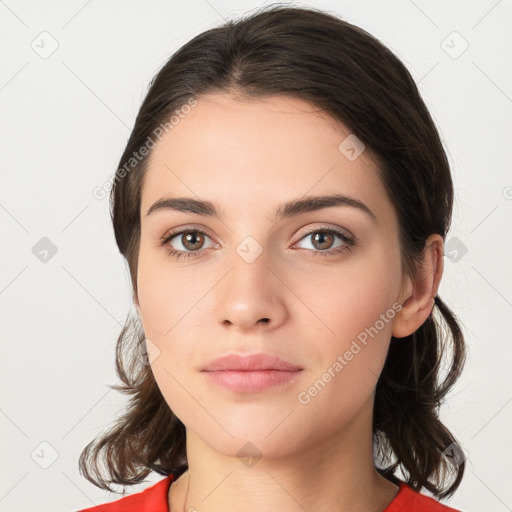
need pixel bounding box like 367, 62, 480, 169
145, 194, 377, 224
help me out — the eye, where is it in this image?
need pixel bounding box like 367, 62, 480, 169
159, 227, 218, 260
160, 225, 356, 261
294, 226, 355, 257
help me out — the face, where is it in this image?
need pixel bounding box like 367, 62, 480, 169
136, 93, 409, 459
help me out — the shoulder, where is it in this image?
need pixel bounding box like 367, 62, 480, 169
385, 481, 463, 512
76, 473, 174, 512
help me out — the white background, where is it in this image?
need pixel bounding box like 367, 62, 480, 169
0, 1, 511, 511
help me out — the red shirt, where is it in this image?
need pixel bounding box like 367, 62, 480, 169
77, 473, 462, 511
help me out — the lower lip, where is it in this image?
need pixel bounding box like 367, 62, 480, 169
203, 369, 303, 392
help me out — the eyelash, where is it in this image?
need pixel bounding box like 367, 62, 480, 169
159, 225, 356, 261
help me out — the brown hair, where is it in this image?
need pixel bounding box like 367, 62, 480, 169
79, 4, 466, 500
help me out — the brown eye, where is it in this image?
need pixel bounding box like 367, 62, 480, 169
310, 231, 335, 251
181, 232, 205, 251
160, 228, 217, 260
294, 227, 355, 257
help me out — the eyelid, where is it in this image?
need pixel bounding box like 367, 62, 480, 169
293, 223, 354, 243
160, 223, 217, 243
161, 222, 353, 244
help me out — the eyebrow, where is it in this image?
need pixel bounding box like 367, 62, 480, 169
145, 194, 377, 223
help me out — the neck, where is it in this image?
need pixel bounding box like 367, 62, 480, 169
168, 394, 399, 512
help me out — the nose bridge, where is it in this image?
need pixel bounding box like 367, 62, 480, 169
227, 235, 272, 301
213, 235, 286, 331
221, 210, 277, 277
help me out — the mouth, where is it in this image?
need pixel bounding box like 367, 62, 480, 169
201, 352, 303, 392
203, 368, 303, 392
202, 352, 302, 372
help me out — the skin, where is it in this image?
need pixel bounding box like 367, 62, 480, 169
134, 93, 444, 512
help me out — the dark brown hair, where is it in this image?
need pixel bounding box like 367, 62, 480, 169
79, 4, 466, 500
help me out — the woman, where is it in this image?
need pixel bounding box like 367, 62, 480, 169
78, 5, 466, 511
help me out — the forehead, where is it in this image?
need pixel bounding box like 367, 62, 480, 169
140, 94, 394, 226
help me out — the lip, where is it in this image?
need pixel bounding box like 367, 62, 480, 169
202, 353, 303, 372
201, 353, 303, 393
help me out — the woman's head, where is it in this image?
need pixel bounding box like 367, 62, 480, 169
80, 4, 466, 499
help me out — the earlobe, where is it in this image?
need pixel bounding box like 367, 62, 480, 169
392, 235, 444, 339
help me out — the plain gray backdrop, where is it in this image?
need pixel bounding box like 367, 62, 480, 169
1, 0, 511, 510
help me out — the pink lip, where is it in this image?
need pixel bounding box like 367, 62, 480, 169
202, 353, 303, 392
202, 353, 302, 372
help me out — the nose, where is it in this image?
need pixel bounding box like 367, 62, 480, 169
213, 248, 288, 333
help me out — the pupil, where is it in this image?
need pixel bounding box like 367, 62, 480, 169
185, 233, 202, 249
314, 232, 332, 250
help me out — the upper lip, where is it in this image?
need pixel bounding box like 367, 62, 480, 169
202, 353, 303, 372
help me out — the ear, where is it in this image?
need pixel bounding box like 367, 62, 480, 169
392, 234, 444, 338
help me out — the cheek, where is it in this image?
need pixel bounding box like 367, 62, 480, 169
291, 243, 402, 345
292, 277, 399, 436
136, 245, 213, 415
149, 358, 195, 426
137, 241, 202, 339
289, 243, 401, 405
